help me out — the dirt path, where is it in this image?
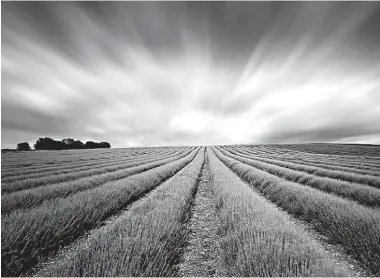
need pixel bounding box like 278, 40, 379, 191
176, 151, 226, 277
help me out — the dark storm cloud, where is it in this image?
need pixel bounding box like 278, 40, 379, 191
2, 2, 380, 148
2, 101, 68, 134
263, 125, 380, 144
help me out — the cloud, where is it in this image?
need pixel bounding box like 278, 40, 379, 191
2, 2, 380, 148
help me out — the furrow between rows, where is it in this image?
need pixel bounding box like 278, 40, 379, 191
175, 149, 226, 277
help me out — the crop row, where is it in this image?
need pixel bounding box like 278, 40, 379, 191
252, 146, 380, 169
1, 147, 188, 182
34, 148, 205, 277
1, 147, 172, 170
1, 148, 194, 194
1, 147, 184, 177
1, 149, 124, 168
1, 149, 196, 214
1, 147, 173, 181
213, 147, 380, 276
231, 146, 380, 172
236, 145, 380, 165
208, 148, 348, 276
1, 147, 200, 277
218, 147, 380, 207
223, 146, 380, 188
230, 146, 380, 175
268, 143, 380, 158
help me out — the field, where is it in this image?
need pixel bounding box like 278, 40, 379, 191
1, 144, 380, 277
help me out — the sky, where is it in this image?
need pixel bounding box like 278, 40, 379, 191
2, 1, 380, 148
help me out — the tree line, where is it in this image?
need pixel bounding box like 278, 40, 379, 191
16, 137, 111, 151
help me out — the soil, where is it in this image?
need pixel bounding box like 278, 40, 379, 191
176, 152, 226, 277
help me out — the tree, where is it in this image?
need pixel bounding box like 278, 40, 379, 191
62, 138, 75, 149
85, 141, 111, 149
99, 142, 111, 148
62, 138, 75, 145
84, 141, 97, 149
17, 142, 31, 151
71, 140, 85, 149
32, 137, 110, 150
34, 137, 65, 150
35, 137, 53, 150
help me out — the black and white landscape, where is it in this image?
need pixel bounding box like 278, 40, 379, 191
2, 2, 380, 148
1, 2, 380, 277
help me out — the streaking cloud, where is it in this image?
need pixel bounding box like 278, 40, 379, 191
2, 2, 380, 148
